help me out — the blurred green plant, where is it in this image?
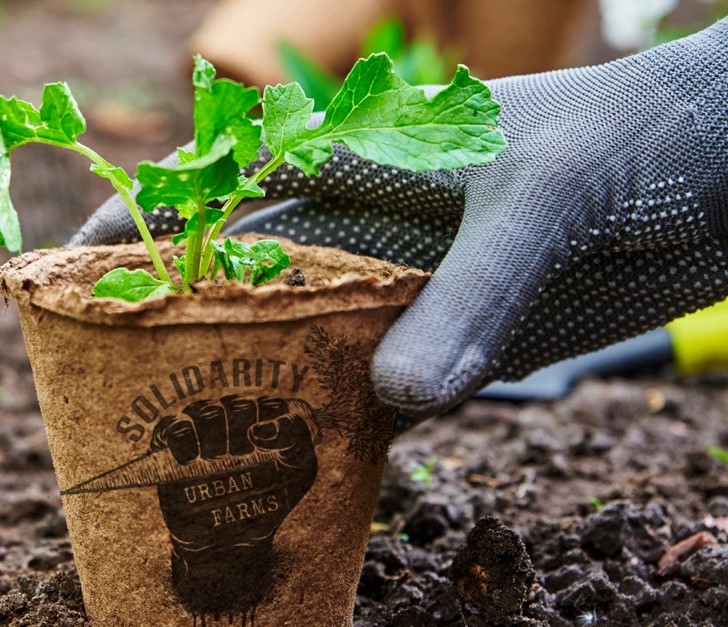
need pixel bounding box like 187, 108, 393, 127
276, 42, 342, 112
654, 0, 728, 44
69, 0, 114, 12
36, 239, 59, 249
361, 18, 458, 85
277, 17, 460, 110
410, 458, 438, 487
706, 445, 728, 465
369, 521, 410, 543
589, 497, 605, 511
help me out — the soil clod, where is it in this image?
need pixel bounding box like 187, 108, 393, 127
449, 515, 535, 625
284, 267, 306, 286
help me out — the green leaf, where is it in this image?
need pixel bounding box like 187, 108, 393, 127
262, 82, 315, 163
136, 135, 239, 212
0, 133, 22, 253
236, 176, 265, 199
177, 147, 196, 165
0, 97, 41, 151
410, 459, 437, 487
0, 83, 86, 152
40, 82, 86, 143
286, 53, 506, 175
171, 150, 198, 220
211, 238, 291, 285
90, 163, 133, 189
172, 208, 224, 245
224, 238, 291, 285
193, 55, 261, 167
192, 55, 216, 91
277, 41, 341, 110
172, 255, 186, 280
92, 267, 177, 302
211, 240, 241, 281
246, 239, 291, 285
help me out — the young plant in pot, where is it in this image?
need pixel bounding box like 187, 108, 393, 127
0, 54, 504, 626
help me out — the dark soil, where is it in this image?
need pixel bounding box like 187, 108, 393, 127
2, 2, 727, 626
360, 377, 728, 626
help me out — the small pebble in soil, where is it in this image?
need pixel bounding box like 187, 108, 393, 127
283, 267, 306, 286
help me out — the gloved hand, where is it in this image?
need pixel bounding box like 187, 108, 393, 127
71, 20, 728, 418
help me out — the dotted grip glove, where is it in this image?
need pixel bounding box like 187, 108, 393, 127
71, 20, 728, 418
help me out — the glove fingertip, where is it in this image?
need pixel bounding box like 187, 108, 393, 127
371, 338, 488, 418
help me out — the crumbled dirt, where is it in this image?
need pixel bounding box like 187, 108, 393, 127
284, 268, 307, 287
348, 373, 728, 626
2, 2, 728, 626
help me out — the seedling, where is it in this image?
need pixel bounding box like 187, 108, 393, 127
410, 458, 438, 487
0, 53, 505, 301
706, 445, 728, 465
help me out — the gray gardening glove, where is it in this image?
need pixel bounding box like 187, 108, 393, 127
71, 20, 728, 418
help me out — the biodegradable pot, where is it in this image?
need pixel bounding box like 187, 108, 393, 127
0, 237, 428, 627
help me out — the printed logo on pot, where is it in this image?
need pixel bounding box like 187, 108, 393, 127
115, 357, 311, 443
59, 327, 397, 623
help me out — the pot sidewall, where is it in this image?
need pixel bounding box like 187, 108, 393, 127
16, 293, 405, 627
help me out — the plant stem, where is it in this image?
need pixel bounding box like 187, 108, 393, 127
71, 143, 173, 285
199, 155, 284, 276
184, 229, 198, 288
199, 194, 238, 276
252, 156, 286, 185
184, 199, 206, 288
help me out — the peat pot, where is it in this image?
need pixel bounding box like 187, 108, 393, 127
0, 236, 428, 627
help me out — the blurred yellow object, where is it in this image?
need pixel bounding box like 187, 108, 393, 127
667, 297, 728, 375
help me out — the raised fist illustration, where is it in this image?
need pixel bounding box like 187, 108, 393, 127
149, 394, 320, 616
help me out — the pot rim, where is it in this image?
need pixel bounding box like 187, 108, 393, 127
0, 236, 429, 327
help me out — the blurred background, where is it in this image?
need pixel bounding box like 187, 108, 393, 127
0, 0, 725, 253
